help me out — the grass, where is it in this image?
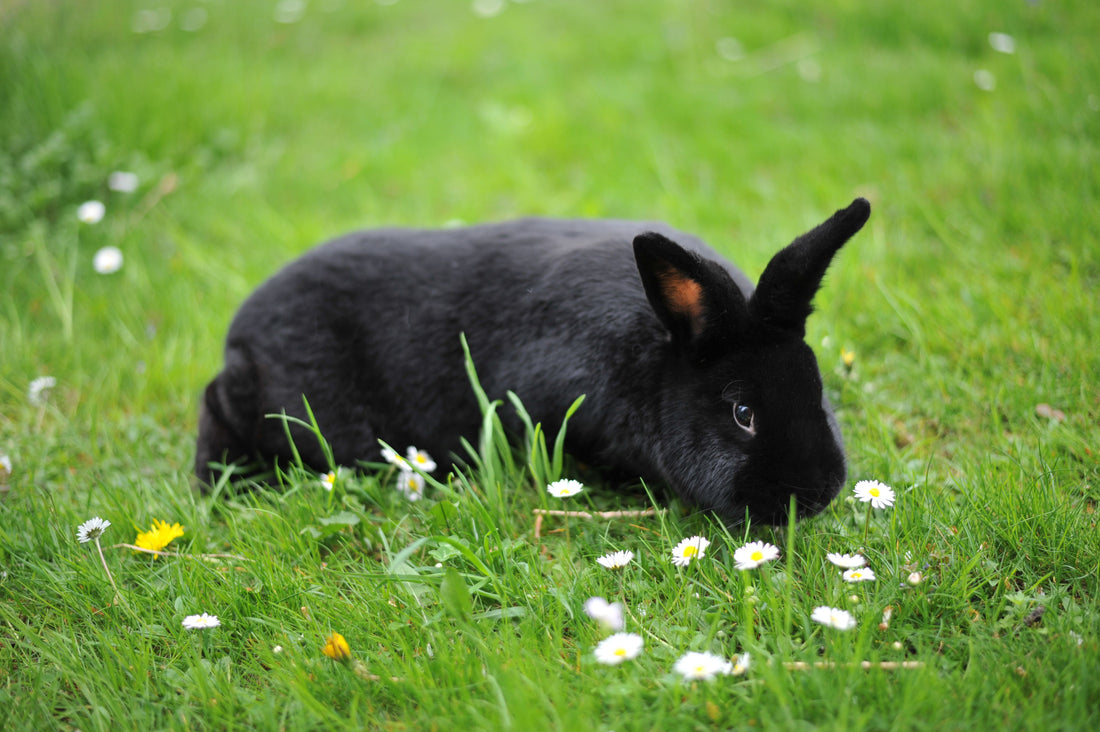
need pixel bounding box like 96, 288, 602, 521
1, 0, 1098, 729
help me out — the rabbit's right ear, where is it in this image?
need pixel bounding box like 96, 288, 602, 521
634, 232, 747, 349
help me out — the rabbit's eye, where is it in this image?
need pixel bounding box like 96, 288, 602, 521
733, 404, 755, 434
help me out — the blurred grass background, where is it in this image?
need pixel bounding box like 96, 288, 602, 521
1, 0, 1099, 729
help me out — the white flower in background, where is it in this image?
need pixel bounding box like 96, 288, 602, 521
596, 550, 634, 570
380, 444, 407, 468
853, 480, 896, 509
77, 200, 105, 224
732, 540, 780, 570
274, 0, 306, 24
320, 470, 339, 492
76, 517, 111, 544
108, 171, 140, 193
811, 606, 857, 631
396, 469, 425, 501
593, 632, 643, 665
988, 32, 1016, 55
471, 0, 505, 19
908, 571, 923, 585
673, 651, 732, 681
826, 552, 867, 569
93, 246, 124, 274
729, 652, 751, 676
182, 613, 221, 630
547, 479, 583, 498
583, 596, 625, 632
0, 453, 11, 482
28, 376, 57, 406
405, 447, 436, 473
671, 535, 710, 567
843, 567, 876, 583
974, 69, 996, 92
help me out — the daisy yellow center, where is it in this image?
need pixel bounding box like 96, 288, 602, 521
750, 550, 763, 561
869, 487, 880, 497
614, 648, 627, 657
683, 546, 697, 558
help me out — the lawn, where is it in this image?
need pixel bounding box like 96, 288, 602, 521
1, 0, 1098, 729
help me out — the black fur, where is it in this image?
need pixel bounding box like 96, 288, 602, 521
196, 199, 871, 525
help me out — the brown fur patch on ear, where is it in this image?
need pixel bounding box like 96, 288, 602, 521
658, 266, 705, 334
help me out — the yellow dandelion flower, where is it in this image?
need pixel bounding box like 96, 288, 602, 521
134, 519, 184, 557
322, 632, 351, 662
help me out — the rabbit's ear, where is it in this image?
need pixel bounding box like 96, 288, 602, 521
634, 232, 746, 347
751, 197, 870, 335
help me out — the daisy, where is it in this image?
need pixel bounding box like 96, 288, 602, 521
583, 596, 625, 632
405, 447, 436, 473
77, 200, 105, 224
396, 469, 425, 501
732, 540, 780, 570
811, 606, 857, 631
182, 613, 220, 629
0, 453, 11, 481
93, 246, 124, 274
826, 552, 866, 569
135, 519, 184, 556
322, 632, 351, 661
671, 536, 710, 567
320, 469, 339, 491
593, 632, 643, 665
729, 652, 751, 676
380, 444, 408, 468
673, 651, 732, 681
842, 567, 876, 583
76, 516, 111, 544
108, 171, 140, 193
28, 376, 56, 406
853, 480, 895, 509
596, 550, 634, 570
547, 479, 583, 498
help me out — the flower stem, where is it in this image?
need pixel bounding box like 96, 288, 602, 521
94, 537, 125, 608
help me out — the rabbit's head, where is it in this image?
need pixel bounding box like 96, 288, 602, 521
633, 198, 870, 525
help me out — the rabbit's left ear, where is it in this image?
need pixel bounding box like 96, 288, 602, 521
751, 197, 870, 335
634, 232, 746, 348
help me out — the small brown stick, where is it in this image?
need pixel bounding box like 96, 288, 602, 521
112, 543, 250, 562
532, 507, 663, 538
782, 661, 925, 671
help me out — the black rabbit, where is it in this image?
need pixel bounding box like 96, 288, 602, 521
196, 198, 871, 525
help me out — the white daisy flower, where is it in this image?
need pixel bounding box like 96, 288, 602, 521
732, 540, 780, 570
988, 32, 1016, 55
546, 478, 583, 498
596, 550, 634, 570
673, 651, 732, 681
842, 567, 876, 583
108, 171, 140, 193
396, 469, 425, 501
729, 652, 751, 676
405, 447, 436, 473
907, 571, 923, 585
583, 596, 625, 632
593, 632, 643, 665
0, 453, 11, 481
380, 444, 408, 468
852, 480, 896, 509
671, 536, 710, 567
76, 516, 111, 544
826, 552, 866, 569
93, 246, 124, 274
28, 376, 57, 406
182, 613, 221, 630
320, 470, 338, 492
77, 200, 105, 224
811, 606, 857, 631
